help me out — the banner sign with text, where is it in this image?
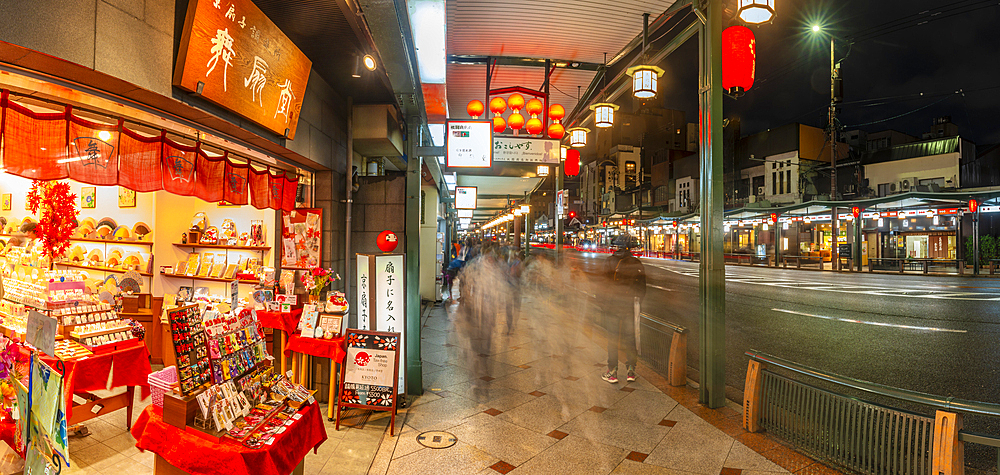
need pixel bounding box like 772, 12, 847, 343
357, 253, 406, 393
493, 137, 559, 163
174, 0, 312, 139
446, 120, 492, 167
337, 329, 400, 435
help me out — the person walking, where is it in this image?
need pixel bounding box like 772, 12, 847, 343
601, 236, 646, 384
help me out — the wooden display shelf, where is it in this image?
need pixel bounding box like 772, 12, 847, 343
173, 243, 270, 251
159, 273, 259, 284
56, 262, 153, 277
71, 237, 154, 247
71, 325, 132, 339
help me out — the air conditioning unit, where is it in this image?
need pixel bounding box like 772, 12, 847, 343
900, 179, 911, 192
757, 186, 765, 195
889, 182, 898, 193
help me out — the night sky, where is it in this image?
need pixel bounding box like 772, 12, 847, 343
656, 0, 1000, 147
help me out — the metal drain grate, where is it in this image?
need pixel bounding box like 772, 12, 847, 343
416, 431, 457, 449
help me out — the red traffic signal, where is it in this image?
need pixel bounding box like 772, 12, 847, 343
969, 199, 979, 213
568, 211, 576, 219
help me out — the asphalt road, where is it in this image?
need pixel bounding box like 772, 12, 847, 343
554, 249, 1000, 467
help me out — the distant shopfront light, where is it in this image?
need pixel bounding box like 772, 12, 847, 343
537, 165, 550, 177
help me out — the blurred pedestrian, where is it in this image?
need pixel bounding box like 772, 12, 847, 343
601, 236, 646, 384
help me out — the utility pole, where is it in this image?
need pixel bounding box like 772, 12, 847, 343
829, 38, 839, 271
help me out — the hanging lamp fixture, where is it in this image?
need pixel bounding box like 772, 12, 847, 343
626, 13, 664, 99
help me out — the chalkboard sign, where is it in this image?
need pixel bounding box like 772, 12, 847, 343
335, 329, 400, 436
838, 243, 852, 259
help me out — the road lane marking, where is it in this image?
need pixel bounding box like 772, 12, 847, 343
647, 284, 673, 291
772, 308, 967, 333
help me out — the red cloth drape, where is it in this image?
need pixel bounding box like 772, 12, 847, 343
131, 403, 327, 475
249, 166, 272, 210
284, 335, 347, 363
162, 138, 198, 196
194, 150, 225, 203
66, 115, 120, 186
118, 128, 164, 192
282, 174, 299, 212
1, 94, 68, 180
0, 91, 294, 211
255, 309, 303, 334
38, 339, 152, 419
223, 156, 250, 205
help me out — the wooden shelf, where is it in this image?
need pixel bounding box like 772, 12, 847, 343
71, 238, 154, 247
71, 326, 132, 339
159, 273, 259, 284
55, 262, 152, 277
173, 243, 270, 251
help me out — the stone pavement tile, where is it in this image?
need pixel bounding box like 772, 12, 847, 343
102, 431, 140, 458
410, 390, 444, 408
387, 424, 426, 460
80, 419, 126, 443
724, 441, 789, 472
100, 454, 152, 474
605, 389, 678, 426
490, 368, 551, 394
385, 441, 498, 475
644, 413, 736, 474
759, 444, 816, 473
618, 374, 664, 393
497, 394, 591, 435
609, 459, 697, 474
509, 434, 627, 475
488, 461, 517, 474
422, 368, 479, 389
367, 433, 394, 475
541, 378, 630, 410
445, 379, 526, 405
493, 348, 554, 367
736, 432, 780, 454
403, 393, 487, 432
131, 450, 155, 468
556, 409, 670, 453
789, 462, 845, 474
480, 390, 537, 412
449, 412, 558, 465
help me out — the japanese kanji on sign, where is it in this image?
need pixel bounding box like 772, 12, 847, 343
355, 253, 406, 395
174, 0, 313, 139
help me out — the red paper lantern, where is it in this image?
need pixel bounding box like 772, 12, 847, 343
525, 117, 543, 135
722, 26, 756, 95
493, 116, 507, 133
376, 230, 398, 253
525, 98, 544, 116
770, 213, 778, 225
489, 97, 507, 114
852, 206, 860, 219
969, 199, 979, 213
508, 112, 525, 131
564, 149, 580, 176
508, 94, 525, 111
547, 122, 565, 139
467, 100, 484, 118
549, 104, 565, 121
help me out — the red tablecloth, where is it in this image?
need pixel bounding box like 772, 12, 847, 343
39, 339, 152, 419
283, 336, 346, 364
256, 309, 302, 334
131, 403, 327, 475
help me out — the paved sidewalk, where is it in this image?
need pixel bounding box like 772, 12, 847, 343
361, 296, 845, 475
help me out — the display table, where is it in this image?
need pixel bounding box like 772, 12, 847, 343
283, 335, 346, 420
131, 403, 327, 475
39, 339, 152, 427
256, 309, 303, 376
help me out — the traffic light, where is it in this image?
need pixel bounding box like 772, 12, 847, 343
568, 211, 576, 219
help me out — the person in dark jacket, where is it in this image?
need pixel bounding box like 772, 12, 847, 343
601, 236, 646, 383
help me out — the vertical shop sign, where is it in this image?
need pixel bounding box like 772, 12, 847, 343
375, 254, 405, 392
357, 254, 370, 330
174, 0, 312, 138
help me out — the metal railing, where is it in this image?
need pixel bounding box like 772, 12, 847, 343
868, 258, 965, 275
760, 371, 933, 475
746, 351, 1000, 474
638, 314, 686, 387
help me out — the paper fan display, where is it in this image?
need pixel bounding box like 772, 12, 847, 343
80, 217, 97, 230
69, 245, 86, 262
132, 222, 152, 241
122, 270, 143, 282
106, 255, 121, 268
122, 252, 144, 270
112, 225, 131, 241
96, 217, 117, 230
95, 225, 113, 240
74, 225, 94, 239
191, 212, 208, 232
87, 249, 103, 265
118, 277, 141, 294
98, 291, 114, 303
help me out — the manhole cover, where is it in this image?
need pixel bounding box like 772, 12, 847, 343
416, 431, 457, 449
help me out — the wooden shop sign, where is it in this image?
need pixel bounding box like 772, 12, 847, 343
174, 0, 312, 139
